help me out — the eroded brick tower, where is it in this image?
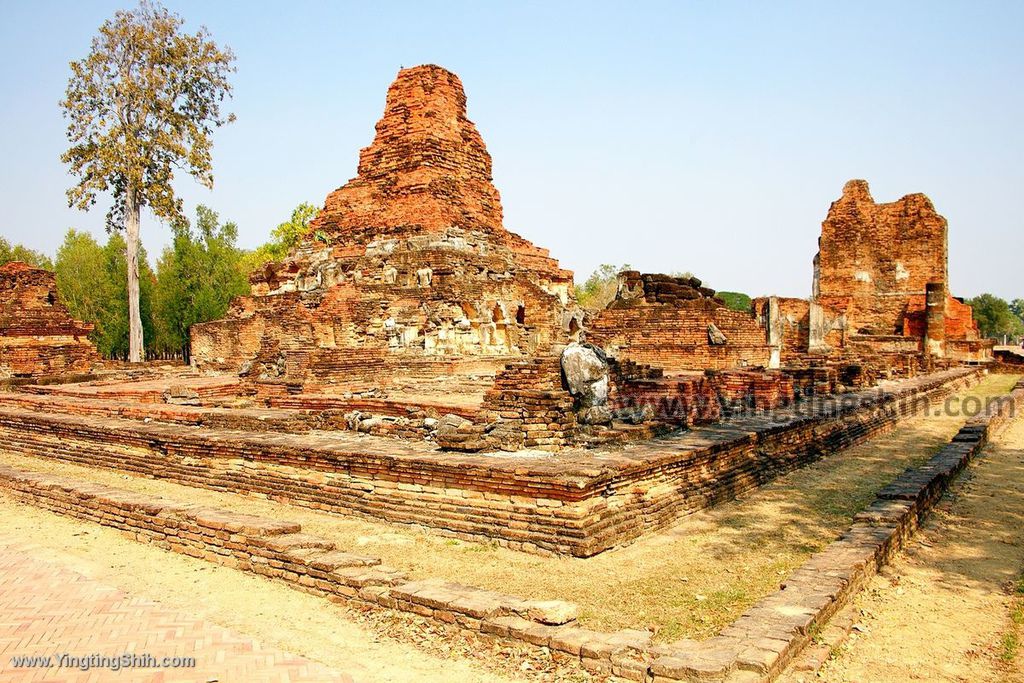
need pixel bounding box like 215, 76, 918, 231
191, 65, 581, 392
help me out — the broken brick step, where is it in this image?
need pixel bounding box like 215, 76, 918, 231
0, 392, 319, 433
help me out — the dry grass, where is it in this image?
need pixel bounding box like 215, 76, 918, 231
811, 392, 1024, 683
1, 374, 1017, 642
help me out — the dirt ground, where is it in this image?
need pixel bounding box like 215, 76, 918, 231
0, 503, 595, 683
0, 374, 1016, 645
783, 387, 1024, 683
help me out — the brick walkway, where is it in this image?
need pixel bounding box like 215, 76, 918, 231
0, 538, 354, 683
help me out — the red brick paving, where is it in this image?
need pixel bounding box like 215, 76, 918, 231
0, 537, 353, 682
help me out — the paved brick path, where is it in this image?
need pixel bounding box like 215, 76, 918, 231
0, 538, 354, 683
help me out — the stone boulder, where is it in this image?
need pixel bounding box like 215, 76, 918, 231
613, 403, 656, 425
561, 342, 609, 408
561, 342, 612, 425
577, 405, 613, 426
707, 323, 728, 346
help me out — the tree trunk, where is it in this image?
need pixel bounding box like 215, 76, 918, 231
125, 189, 144, 363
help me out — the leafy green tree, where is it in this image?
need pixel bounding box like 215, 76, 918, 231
717, 291, 752, 313
577, 264, 631, 311
968, 293, 1024, 340
0, 237, 53, 270
54, 229, 108, 329
61, 1, 235, 362
64, 233, 157, 359
1011, 299, 1024, 323
53, 229, 156, 359
153, 205, 249, 359
241, 202, 320, 274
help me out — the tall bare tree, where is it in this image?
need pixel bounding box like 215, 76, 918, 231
61, 1, 235, 362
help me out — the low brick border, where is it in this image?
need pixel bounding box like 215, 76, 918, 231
1, 377, 1020, 682
0, 465, 582, 627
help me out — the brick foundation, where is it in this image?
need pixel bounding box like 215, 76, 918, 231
0, 367, 982, 557
0, 465, 580, 635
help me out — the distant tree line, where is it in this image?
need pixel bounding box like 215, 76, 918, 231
4, 232, 1018, 359
967, 294, 1024, 342
0, 202, 317, 361
0, 238, 53, 270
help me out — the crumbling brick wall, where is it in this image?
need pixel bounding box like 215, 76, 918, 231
752, 296, 811, 365
0, 261, 99, 378
605, 359, 720, 426
811, 180, 990, 362
902, 294, 984, 341
480, 356, 578, 451
815, 180, 948, 337
587, 272, 772, 372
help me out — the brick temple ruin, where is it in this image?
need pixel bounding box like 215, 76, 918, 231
189, 65, 585, 448
183, 64, 995, 446
0, 64, 1002, 555
191, 65, 581, 376
0, 261, 99, 379
0, 62, 1018, 683
751, 179, 992, 378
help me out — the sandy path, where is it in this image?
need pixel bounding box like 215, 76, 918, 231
0, 502, 534, 683
799, 411, 1024, 682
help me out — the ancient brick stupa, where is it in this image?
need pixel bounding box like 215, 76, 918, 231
0, 261, 99, 378
191, 65, 581, 394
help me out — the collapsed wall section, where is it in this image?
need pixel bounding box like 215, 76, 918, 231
809, 180, 989, 362
587, 272, 772, 372
0, 261, 99, 378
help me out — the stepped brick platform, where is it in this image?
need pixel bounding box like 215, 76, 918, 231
0, 392, 323, 433
3, 377, 1020, 682
267, 392, 484, 421
23, 373, 244, 403
0, 367, 981, 557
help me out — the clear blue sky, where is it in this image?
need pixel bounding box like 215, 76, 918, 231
1, 1, 1020, 300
